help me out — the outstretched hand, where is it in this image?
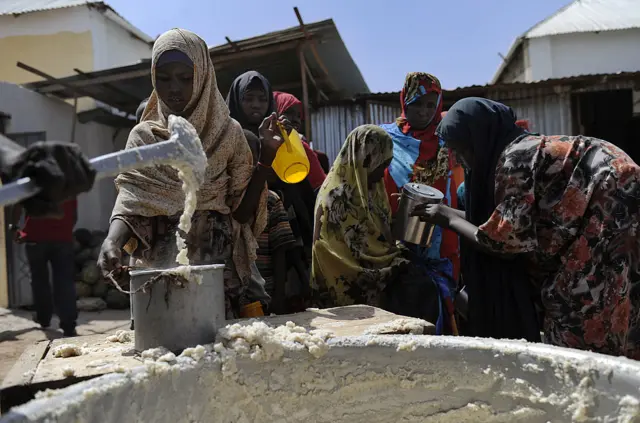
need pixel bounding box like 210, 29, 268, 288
410, 203, 457, 229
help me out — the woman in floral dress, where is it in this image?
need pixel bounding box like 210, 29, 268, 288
312, 125, 452, 333
414, 97, 640, 358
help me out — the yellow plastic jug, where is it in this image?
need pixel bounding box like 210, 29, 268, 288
271, 123, 310, 184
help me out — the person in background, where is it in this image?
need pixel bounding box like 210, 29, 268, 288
273, 91, 326, 190
226, 71, 274, 137
225, 71, 314, 311
98, 29, 277, 318
314, 150, 330, 174
379, 72, 461, 326
11, 199, 79, 336
312, 125, 455, 334
244, 130, 297, 314
270, 91, 323, 292
414, 97, 640, 357
0, 141, 95, 217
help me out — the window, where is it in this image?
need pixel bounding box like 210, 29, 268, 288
6, 132, 46, 148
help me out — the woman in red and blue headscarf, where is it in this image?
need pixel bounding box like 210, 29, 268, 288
380, 72, 462, 334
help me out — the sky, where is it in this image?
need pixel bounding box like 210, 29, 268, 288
107, 0, 571, 92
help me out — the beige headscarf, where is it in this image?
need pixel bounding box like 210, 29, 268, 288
111, 28, 267, 281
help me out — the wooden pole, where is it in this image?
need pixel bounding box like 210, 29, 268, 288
294, 7, 338, 93
299, 46, 312, 148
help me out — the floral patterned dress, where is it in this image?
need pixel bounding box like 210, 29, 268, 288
311, 125, 444, 330
476, 134, 640, 358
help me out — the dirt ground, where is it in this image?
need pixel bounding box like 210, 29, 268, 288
0, 307, 129, 383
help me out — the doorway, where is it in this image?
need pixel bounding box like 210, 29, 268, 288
572, 89, 639, 163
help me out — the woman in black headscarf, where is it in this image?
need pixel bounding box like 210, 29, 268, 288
412, 97, 640, 358
226, 71, 314, 311
225, 71, 315, 247
414, 97, 540, 342
226, 71, 275, 136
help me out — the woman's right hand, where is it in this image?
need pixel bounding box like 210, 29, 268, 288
98, 238, 122, 278
258, 113, 285, 166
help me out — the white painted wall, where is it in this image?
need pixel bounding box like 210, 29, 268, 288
0, 6, 92, 38
527, 28, 640, 81
0, 82, 128, 307
0, 82, 128, 231
88, 9, 152, 71
0, 5, 151, 73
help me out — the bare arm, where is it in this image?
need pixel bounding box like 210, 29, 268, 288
234, 114, 284, 224
106, 219, 133, 249
233, 166, 270, 224
452, 208, 466, 219
412, 204, 515, 259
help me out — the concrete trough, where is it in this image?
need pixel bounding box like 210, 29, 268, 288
2, 334, 639, 422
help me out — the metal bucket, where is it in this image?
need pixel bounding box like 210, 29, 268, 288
4, 336, 640, 422
130, 264, 225, 352
394, 183, 444, 246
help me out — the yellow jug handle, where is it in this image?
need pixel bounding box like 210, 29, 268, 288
276, 122, 294, 153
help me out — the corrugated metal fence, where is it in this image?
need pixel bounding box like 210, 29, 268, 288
311, 81, 636, 162
311, 89, 576, 162
311, 102, 400, 162
491, 86, 573, 135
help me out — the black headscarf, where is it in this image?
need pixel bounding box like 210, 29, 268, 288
436, 97, 541, 342
225, 71, 275, 135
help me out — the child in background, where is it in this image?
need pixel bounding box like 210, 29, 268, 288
244, 130, 296, 314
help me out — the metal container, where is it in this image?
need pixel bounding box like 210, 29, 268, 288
129, 264, 225, 352
394, 183, 444, 246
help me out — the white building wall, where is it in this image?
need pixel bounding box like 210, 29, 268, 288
88, 9, 151, 71
0, 82, 129, 307
527, 37, 554, 81
527, 29, 640, 81
0, 82, 127, 232
0, 7, 93, 37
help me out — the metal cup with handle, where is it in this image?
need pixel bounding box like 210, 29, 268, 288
393, 183, 444, 246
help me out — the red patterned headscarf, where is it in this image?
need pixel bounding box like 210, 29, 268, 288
515, 119, 530, 131
273, 91, 304, 119
396, 72, 443, 160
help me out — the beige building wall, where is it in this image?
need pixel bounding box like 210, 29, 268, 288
0, 31, 95, 111
0, 31, 93, 84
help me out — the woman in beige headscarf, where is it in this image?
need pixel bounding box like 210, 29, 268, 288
98, 28, 280, 318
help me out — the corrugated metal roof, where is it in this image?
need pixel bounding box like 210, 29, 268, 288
24, 19, 368, 113
0, 0, 100, 15
325, 70, 640, 106
526, 0, 640, 38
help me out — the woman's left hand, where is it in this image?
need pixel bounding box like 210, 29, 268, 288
258, 113, 285, 166
277, 116, 294, 135
410, 203, 456, 228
